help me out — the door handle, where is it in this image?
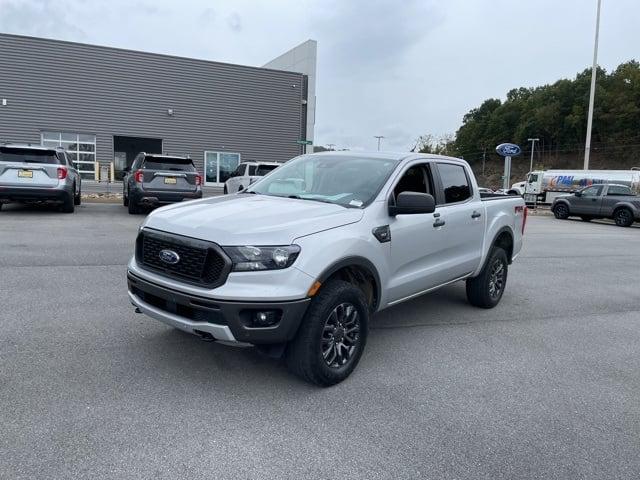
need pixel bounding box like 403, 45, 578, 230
433, 218, 446, 228
471, 211, 482, 218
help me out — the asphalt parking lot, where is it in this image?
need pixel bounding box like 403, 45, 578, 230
1, 203, 639, 479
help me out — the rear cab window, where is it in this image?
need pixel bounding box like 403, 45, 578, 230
607, 185, 632, 196
436, 163, 472, 204
256, 164, 278, 176
0, 147, 62, 164
142, 157, 195, 172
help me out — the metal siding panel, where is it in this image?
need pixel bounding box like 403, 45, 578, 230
0, 34, 305, 170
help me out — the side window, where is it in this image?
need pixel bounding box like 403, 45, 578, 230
248, 165, 257, 176
582, 186, 602, 197
436, 163, 472, 204
392, 163, 434, 202
607, 185, 631, 196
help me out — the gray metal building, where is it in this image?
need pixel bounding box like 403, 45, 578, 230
0, 33, 316, 186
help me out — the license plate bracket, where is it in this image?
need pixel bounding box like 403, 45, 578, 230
18, 170, 33, 178
164, 177, 177, 185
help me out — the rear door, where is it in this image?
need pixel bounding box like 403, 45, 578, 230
0, 147, 61, 188
432, 162, 484, 279
571, 185, 602, 214
142, 157, 198, 192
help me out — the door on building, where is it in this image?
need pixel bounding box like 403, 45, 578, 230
113, 136, 162, 180
204, 151, 241, 186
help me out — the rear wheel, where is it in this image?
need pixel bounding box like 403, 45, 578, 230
61, 193, 75, 213
286, 280, 369, 386
466, 247, 508, 309
553, 203, 569, 219
74, 184, 81, 206
614, 207, 633, 227
123, 189, 129, 207
128, 198, 139, 214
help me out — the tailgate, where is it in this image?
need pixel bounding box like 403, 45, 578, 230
0, 162, 60, 188
144, 170, 197, 192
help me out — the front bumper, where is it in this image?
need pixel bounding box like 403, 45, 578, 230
127, 271, 310, 344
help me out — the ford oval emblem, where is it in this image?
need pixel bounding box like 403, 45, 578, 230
159, 249, 180, 265
495, 143, 522, 157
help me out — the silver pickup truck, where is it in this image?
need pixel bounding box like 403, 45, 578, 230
552, 184, 640, 226
127, 152, 527, 385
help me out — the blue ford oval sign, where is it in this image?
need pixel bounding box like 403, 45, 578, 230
159, 249, 180, 265
496, 143, 522, 157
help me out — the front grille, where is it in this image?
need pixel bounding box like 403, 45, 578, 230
136, 229, 231, 287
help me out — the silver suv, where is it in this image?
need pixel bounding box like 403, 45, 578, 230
0, 144, 81, 213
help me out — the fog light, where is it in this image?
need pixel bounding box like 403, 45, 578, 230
253, 310, 279, 327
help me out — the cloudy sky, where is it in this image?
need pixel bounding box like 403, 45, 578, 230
1, 0, 638, 151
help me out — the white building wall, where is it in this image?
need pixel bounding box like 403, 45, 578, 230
263, 40, 317, 154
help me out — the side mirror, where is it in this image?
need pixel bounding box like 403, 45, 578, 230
389, 192, 436, 216
575, 191, 582, 197
238, 184, 245, 192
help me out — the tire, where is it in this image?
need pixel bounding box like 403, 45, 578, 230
128, 198, 139, 214
123, 190, 129, 207
74, 184, 81, 206
580, 216, 591, 222
553, 203, 569, 219
614, 207, 633, 227
286, 280, 369, 387
61, 193, 75, 213
466, 247, 508, 309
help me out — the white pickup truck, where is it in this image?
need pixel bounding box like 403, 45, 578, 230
127, 152, 526, 386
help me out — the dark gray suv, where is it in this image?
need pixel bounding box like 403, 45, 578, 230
123, 153, 203, 214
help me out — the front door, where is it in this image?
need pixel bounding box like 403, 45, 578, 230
387, 162, 452, 303
571, 185, 602, 214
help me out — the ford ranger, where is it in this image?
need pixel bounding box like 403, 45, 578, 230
127, 152, 526, 386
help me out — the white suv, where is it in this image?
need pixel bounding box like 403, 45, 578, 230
224, 161, 280, 194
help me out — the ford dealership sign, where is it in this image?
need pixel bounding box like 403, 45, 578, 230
495, 143, 522, 157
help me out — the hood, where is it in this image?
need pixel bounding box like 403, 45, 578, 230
143, 194, 364, 245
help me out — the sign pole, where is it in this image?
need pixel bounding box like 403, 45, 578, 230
503, 156, 511, 190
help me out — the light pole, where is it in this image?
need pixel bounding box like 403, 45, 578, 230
527, 138, 539, 173
374, 135, 385, 151
584, 0, 602, 170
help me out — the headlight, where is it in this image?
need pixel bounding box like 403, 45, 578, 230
222, 245, 301, 271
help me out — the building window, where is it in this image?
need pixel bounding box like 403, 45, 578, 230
204, 151, 241, 185
41, 131, 96, 180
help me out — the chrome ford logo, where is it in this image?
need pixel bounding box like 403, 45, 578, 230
159, 249, 180, 265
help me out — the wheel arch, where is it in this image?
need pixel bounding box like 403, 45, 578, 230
489, 226, 515, 265
316, 257, 382, 312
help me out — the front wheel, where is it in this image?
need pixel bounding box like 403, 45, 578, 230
286, 280, 369, 386
553, 203, 569, 219
614, 208, 633, 227
466, 247, 508, 309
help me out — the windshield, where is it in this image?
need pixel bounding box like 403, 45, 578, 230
246, 154, 398, 208
0, 147, 61, 164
